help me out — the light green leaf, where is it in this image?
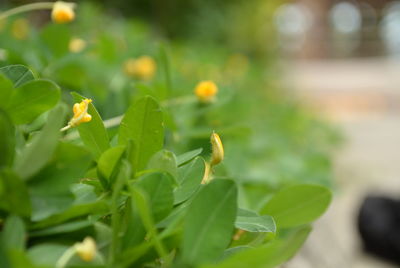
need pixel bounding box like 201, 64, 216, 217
97, 145, 126, 190
6, 80, 60, 125
72, 92, 110, 159
0, 74, 14, 109
176, 148, 203, 166
261, 184, 332, 229
14, 105, 66, 180
235, 209, 276, 233
0, 110, 15, 168
147, 150, 178, 181
0, 65, 35, 88
204, 225, 311, 268
174, 157, 205, 204
1, 215, 25, 251
182, 179, 238, 265
118, 96, 164, 172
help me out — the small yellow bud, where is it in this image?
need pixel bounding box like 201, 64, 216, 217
11, 18, 29, 40
210, 132, 224, 166
70, 99, 92, 127
194, 81, 218, 103
69, 38, 86, 53
74, 237, 96, 262
123, 56, 156, 80
51, 1, 76, 24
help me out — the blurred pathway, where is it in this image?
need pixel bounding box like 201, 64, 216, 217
283, 58, 400, 268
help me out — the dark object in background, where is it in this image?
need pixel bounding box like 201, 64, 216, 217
358, 196, 400, 265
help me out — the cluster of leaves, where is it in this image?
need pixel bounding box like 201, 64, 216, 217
0, 2, 337, 268
0, 64, 331, 268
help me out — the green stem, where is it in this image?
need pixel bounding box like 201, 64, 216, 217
0, 2, 55, 20
55, 247, 76, 268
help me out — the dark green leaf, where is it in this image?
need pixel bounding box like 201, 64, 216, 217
0, 169, 31, 217
14, 105, 66, 180
182, 179, 238, 265
261, 184, 332, 228
6, 80, 60, 125
136, 172, 174, 223
0, 110, 15, 167
0, 65, 35, 88
118, 96, 164, 172
72, 92, 110, 159
174, 157, 205, 204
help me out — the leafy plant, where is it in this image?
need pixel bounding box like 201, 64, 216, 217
0, 2, 337, 267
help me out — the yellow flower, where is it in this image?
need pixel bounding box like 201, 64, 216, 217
51, 1, 76, 24
11, 18, 29, 40
70, 99, 92, 127
210, 132, 224, 166
123, 56, 156, 80
194, 81, 218, 102
74, 237, 96, 262
69, 38, 86, 53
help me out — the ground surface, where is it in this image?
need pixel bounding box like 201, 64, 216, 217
283, 58, 400, 268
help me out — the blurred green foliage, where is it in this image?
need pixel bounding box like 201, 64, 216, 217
0, 1, 340, 267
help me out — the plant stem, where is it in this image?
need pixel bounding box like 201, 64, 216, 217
55, 247, 76, 268
0, 2, 54, 20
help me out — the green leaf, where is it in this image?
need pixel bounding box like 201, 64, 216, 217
30, 220, 93, 237
119, 96, 164, 172
0, 65, 35, 88
14, 105, 66, 180
28, 244, 69, 267
31, 200, 109, 229
6, 80, 60, 125
182, 179, 238, 265
28, 142, 93, 221
147, 150, 178, 180
1, 215, 26, 251
0, 169, 31, 217
204, 225, 311, 268
72, 92, 110, 159
235, 209, 276, 233
261, 184, 332, 229
174, 156, 205, 204
40, 24, 70, 58
176, 148, 203, 166
136, 172, 174, 223
0, 74, 14, 109
0, 110, 15, 168
97, 145, 126, 189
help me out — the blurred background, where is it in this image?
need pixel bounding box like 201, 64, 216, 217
2, 0, 400, 267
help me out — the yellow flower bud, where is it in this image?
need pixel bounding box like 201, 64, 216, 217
51, 1, 76, 24
70, 99, 92, 127
11, 18, 29, 40
194, 81, 218, 103
69, 38, 86, 53
210, 132, 224, 166
123, 56, 156, 80
74, 237, 96, 262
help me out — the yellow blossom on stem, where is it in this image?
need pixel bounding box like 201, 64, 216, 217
61, 99, 92, 131
210, 132, 224, 166
74, 237, 96, 262
123, 56, 156, 80
194, 80, 218, 103
69, 38, 86, 53
52, 1, 75, 24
